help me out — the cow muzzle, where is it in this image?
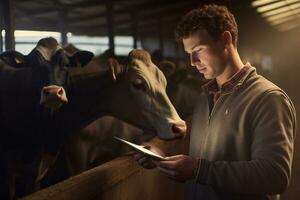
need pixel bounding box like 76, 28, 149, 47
40, 85, 68, 110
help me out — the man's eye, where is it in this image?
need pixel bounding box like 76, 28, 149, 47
196, 48, 203, 52
191, 49, 202, 56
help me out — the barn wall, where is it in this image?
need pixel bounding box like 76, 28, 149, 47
140, 36, 160, 56
140, 35, 181, 59
238, 27, 300, 200
266, 30, 300, 200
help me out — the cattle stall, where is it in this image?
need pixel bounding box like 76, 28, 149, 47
20, 136, 190, 200
1, 0, 300, 199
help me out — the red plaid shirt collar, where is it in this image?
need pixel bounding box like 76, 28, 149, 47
205, 64, 251, 103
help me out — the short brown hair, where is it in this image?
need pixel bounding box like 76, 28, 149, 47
175, 4, 238, 46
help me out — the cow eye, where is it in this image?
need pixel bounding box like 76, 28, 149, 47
132, 79, 147, 91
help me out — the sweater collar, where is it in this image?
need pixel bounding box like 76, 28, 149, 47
202, 63, 256, 93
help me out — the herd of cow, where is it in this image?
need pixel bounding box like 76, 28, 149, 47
0, 37, 203, 199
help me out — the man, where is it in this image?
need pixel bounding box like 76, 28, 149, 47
133, 4, 296, 200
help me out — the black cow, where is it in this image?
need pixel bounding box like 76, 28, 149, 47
0, 37, 94, 199
0, 47, 186, 199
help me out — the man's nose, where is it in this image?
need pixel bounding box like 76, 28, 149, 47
190, 52, 199, 67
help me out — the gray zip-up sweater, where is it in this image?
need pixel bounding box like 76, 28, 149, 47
185, 67, 296, 200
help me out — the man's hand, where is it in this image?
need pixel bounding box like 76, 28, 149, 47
130, 143, 165, 169
157, 155, 199, 182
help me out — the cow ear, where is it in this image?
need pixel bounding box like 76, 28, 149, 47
108, 57, 122, 81
0, 50, 27, 68
158, 60, 176, 78
68, 51, 94, 67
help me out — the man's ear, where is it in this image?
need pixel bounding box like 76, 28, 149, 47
68, 51, 94, 67
108, 57, 122, 81
222, 31, 232, 47
0, 50, 27, 68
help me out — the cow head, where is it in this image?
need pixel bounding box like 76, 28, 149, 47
34, 38, 92, 111
107, 49, 186, 140
0, 38, 94, 111
42, 51, 94, 111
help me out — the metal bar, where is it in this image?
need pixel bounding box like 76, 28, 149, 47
0, 2, 3, 53
59, 10, 68, 46
3, 0, 15, 50
106, 0, 115, 54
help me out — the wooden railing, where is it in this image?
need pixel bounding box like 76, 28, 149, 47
21, 136, 189, 200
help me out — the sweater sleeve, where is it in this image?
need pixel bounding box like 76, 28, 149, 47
196, 90, 296, 195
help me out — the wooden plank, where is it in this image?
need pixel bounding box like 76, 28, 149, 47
13, 0, 197, 37
68, 0, 189, 23
68, 0, 125, 9
100, 167, 184, 200
21, 134, 190, 200
21, 157, 142, 200
66, 3, 193, 36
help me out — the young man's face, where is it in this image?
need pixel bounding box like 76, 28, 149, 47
183, 30, 228, 80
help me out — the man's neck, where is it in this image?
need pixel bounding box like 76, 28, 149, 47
216, 48, 244, 87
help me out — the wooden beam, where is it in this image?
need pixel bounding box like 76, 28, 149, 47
60, 0, 124, 9
59, 10, 68, 46
0, 2, 3, 53
20, 136, 189, 200
14, 18, 58, 32
20, 157, 142, 200
14, 6, 60, 32
67, 13, 180, 37
106, 0, 115, 54
3, 0, 15, 50
15, 4, 57, 18
68, 0, 185, 23
0, 30, 3, 53
13, 0, 198, 37
13, 1, 193, 37
68, 11, 180, 37
68, 1, 196, 36
14, 0, 124, 21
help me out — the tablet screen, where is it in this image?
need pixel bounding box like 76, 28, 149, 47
114, 136, 166, 161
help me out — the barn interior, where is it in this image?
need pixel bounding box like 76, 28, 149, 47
1, 0, 300, 199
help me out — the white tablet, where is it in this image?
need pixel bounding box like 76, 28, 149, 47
114, 136, 166, 161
